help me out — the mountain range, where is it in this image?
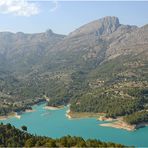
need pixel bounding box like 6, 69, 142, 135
0, 16, 147, 123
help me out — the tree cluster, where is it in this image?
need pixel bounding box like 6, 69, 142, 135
0, 123, 125, 147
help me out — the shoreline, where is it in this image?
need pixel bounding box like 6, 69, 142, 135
99, 119, 136, 131
99, 116, 148, 131
0, 99, 46, 121
66, 109, 72, 119
44, 105, 64, 110
0, 112, 21, 121
0, 108, 36, 121
25, 109, 36, 113
66, 109, 105, 119
1, 103, 147, 132
65, 109, 148, 131
98, 116, 116, 122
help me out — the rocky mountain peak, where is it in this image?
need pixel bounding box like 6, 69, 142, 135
69, 16, 120, 37
99, 16, 120, 29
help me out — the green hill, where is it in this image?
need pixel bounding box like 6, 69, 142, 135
0, 123, 125, 147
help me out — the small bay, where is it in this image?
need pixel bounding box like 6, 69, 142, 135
1, 103, 148, 147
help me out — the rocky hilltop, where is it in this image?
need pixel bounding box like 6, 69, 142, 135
69, 16, 120, 37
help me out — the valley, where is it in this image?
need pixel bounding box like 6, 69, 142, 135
0, 16, 148, 129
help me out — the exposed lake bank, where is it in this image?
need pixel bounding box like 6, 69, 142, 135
0, 109, 36, 121
99, 120, 148, 131
44, 105, 64, 110
0, 112, 21, 120
0, 100, 46, 120
1, 103, 148, 147
99, 119, 136, 131
66, 109, 148, 131
2, 102, 147, 132
66, 110, 104, 119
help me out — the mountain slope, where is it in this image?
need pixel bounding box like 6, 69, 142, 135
0, 30, 65, 74
47, 17, 148, 122
0, 30, 65, 115
0, 16, 147, 122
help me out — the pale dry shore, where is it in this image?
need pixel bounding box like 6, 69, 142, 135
0, 112, 21, 120
98, 116, 116, 121
99, 117, 148, 131
25, 109, 35, 113
66, 108, 104, 119
99, 120, 136, 131
66, 109, 72, 119
65, 110, 148, 131
98, 116, 136, 131
0, 109, 36, 120
44, 106, 63, 110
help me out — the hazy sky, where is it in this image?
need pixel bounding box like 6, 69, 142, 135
0, 1, 147, 35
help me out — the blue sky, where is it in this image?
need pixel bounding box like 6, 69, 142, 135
0, 1, 147, 35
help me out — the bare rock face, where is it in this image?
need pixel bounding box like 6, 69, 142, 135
51, 16, 147, 64
69, 16, 120, 37
0, 16, 147, 72
105, 24, 148, 60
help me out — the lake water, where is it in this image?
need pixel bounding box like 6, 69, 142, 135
1, 103, 148, 147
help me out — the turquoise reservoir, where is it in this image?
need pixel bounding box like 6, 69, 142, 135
1, 103, 148, 147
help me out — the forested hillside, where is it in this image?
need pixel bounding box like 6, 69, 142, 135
0, 123, 125, 147
0, 16, 147, 124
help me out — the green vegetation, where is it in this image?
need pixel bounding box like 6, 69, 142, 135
0, 97, 45, 116
21, 125, 27, 131
0, 23, 147, 127
0, 123, 125, 147
0, 51, 147, 127
68, 53, 148, 123
70, 83, 147, 118
124, 110, 148, 125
